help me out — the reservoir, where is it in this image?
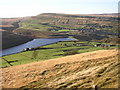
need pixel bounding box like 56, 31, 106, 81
1, 38, 74, 57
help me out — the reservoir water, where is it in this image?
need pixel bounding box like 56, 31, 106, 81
1, 38, 74, 57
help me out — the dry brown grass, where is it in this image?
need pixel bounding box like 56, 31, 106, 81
1, 49, 119, 88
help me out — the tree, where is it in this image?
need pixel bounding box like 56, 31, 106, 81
32, 50, 38, 59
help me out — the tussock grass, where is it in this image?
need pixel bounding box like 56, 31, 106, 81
19, 53, 119, 89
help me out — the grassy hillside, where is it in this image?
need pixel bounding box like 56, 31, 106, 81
13, 13, 119, 43
1, 18, 22, 31
2, 49, 119, 88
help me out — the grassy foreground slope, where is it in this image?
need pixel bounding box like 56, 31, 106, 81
2, 49, 119, 88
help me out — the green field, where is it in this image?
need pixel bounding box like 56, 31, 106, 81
1, 41, 117, 68
57, 29, 70, 32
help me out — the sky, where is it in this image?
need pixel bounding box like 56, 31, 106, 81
0, 0, 119, 18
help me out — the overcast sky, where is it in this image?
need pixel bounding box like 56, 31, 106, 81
0, 0, 119, 18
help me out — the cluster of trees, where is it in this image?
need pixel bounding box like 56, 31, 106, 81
2, 31, 32, 50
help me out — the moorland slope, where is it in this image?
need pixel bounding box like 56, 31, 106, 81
1, 49, 119, 89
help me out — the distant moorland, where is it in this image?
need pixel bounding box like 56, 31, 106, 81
1, 13, 119, 49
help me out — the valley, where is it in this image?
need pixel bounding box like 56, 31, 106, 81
1, 13, 119, 89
